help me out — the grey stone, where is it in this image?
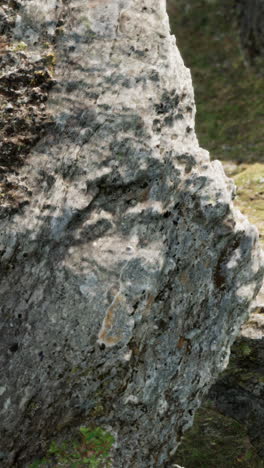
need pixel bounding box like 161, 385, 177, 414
0, 0, 263, 467
4, 103, 14, 113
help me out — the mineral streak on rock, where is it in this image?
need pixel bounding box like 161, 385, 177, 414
0, 0, 263, 467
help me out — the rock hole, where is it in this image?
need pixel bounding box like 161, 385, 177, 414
9, 343, 18, 352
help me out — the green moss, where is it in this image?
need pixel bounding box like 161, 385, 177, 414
90, 404, 105, 418
43, 52, 56, 67
29, 460, 48, 467
29, 427, 115, 468
41, 52, 56, 76
12, 41, 28, 52
239, 343, 253, 357
80, 16, 91, 28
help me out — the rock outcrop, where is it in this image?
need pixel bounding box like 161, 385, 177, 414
0, 1, 263, 467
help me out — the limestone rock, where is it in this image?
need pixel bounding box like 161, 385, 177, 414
0, 1, 263, 467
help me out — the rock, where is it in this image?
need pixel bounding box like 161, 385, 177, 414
0, 1, 55, 216
4, 103, 14, 112
0, 1, 263, 467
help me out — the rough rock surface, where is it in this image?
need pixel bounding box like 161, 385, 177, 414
0, 0, 55, 216
0, 1, 263, 467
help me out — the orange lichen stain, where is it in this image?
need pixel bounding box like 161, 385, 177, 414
178, 271, 189, 284
103, 304, 114, 331
143, 293, 155, 315
177, 336, 192, 353
178, 271, 193, 292
101, 335, 121, 347
0, 37, 8, 55
98, 294, 124, 346
138, 187, 150, 202
177, 336, 187, 349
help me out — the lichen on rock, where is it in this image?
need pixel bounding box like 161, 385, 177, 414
0, 1, 263, 467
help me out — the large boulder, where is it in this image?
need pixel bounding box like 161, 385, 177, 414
0, 1, 263, 466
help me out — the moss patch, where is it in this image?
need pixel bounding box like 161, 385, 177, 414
29, 427, 115, 468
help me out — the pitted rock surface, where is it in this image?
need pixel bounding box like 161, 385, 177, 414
0, 1, 263, 467
0, 0, 55, 216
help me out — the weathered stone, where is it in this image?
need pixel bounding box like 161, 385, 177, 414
0, 0, 55, 217
0, 1, 263, 467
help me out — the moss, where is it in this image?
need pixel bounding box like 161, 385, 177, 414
237, 342, 253, 358
90, 404, 105, 418
80, 16, 91, 28
29, 427, 115, 468
11, 41, 28, 52
43, 52, 56, 68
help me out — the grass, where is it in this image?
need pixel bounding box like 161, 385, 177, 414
167, 0, 264, 165
233, 164, 264, 245
173, 407, 264, 468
